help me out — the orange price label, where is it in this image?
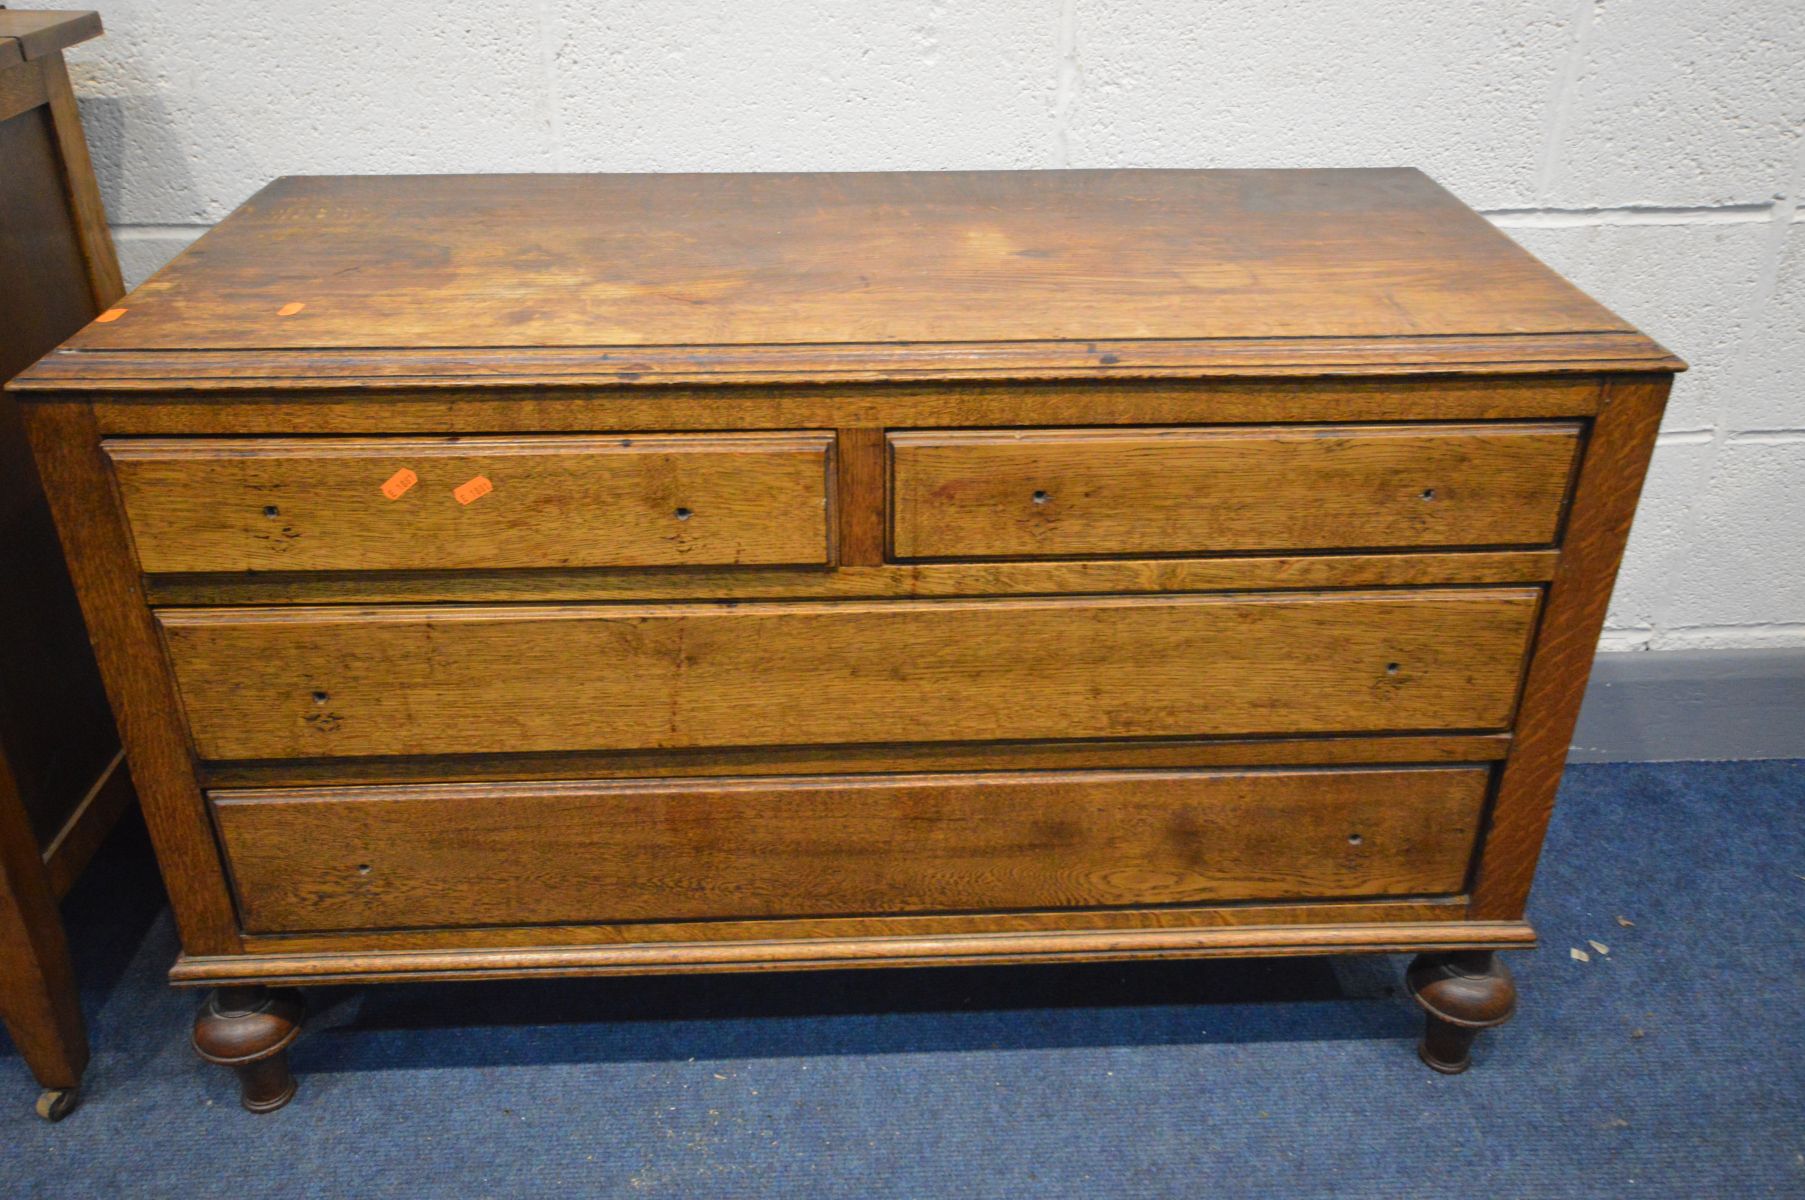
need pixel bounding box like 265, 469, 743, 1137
94, 308, 127, 324
453, 475, 493, 505
380, 467, 418, 500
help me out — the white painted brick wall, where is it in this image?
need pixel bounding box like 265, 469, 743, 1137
31, 0, 1805, 653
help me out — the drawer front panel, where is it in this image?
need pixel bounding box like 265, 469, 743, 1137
160, 589, 1539, 761
889, 423, 1581, 560
213, 766, 1490, 932
106, 432, 835, 573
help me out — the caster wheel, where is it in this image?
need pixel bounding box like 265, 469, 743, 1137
35, 1087, 79, 1122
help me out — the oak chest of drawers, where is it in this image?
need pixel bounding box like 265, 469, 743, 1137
11, 168, 1682, 1109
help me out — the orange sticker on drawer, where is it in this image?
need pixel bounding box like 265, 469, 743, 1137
453, 475, 493, 505
380, 468, 418, 500
277, 301, 306, 317
94, 308, 127, 323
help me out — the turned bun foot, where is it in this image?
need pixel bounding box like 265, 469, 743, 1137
35, 1087, 79, 1121
193, 986, 305, 1112
1406, 951, 1516, 1075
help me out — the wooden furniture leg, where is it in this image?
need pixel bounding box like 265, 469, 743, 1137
192, 986, 305, 1113
0, 756, 87, 1121
1406, 950, 1517, 1074
0, 10, 132, 1123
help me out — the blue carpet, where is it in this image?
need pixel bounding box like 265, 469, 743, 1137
2, 760, 1801, 1198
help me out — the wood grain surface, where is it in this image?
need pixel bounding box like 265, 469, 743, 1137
0, 740, 86, 1087
0, 18, 131, 1099
56, 170, 1633, 349
76, 377, 1606, 433
141, 550, 1559, 607
214, 766, 1488, 932
0, 11, 103, 64
40, 51, 122, 310
159, 589, 1541, 761
22, 333, 1678, 390
0, 101, 91, 384
21, 402, 240, 953
108, 432, 834, 573
834, 427, 887, 567
237, 895, 1478, 956
891, 422, 1582, 560
0, 101, 121, 845
171, 919, 1539, 987
199, 731, 1512, 791
5, 167, 1681, 999
10, 170, 1677, 389
0, 53, 49, 124
1472, 374, 1671, 918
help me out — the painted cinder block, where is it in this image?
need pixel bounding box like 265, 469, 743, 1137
1662, 438, 1805, 636
1731, 223, 1805, 433
65, 0, 557, 225
1502, 221, 1772, 434
1543, 0, 1805, 207
548, 0, 1056, 173
1065, 0, 1573, 208
1601, 437, 1713, 642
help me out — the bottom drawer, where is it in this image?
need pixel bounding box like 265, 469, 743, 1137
213, 766, 1489, 934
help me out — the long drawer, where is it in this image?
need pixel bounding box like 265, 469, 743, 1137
889, 423, 1581, 560
105, 432, 836, 572
159, 589, 1540, 761
212, 766, 1491, 932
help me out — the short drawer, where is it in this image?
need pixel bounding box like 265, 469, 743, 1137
159, 588, 1539, 761
888, 422, 1581, 560
212, 766, 1490, 933
106, 432, 834, 573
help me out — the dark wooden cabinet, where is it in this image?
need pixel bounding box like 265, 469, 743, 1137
0, 8, 134, 1122
10, 167, 1680, 1109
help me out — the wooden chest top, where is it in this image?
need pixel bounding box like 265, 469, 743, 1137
16, 168, 1679, 390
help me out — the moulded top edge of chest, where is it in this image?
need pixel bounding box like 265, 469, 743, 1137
7, 333, 1683, 398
